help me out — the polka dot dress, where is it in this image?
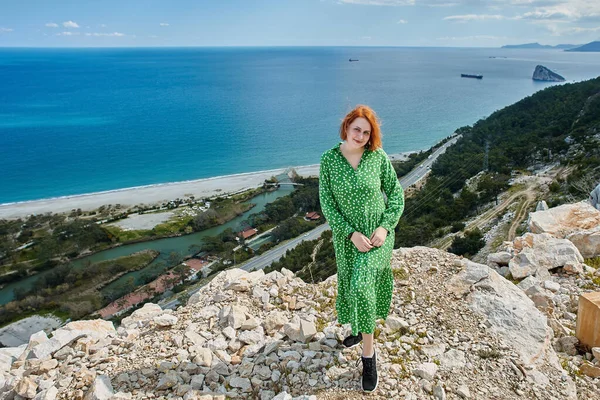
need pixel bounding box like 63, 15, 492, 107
319, 142, 405, 335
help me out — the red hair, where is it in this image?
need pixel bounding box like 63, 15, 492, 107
339, 105, 382, 151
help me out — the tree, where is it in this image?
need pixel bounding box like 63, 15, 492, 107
449, 229, 485, 258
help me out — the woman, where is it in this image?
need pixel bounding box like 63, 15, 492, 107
319, 105, 404, 393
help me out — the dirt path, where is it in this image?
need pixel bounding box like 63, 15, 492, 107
507, 192, 536, 241
433, 183, 535, 251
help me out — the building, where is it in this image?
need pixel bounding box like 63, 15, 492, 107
183, 258, 210, 280
239, 228, 258, 240
305, 211, 321, 221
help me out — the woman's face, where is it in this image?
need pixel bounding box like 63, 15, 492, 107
345, 117, 372, 151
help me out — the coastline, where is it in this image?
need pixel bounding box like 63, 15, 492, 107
0, 152, 414, 219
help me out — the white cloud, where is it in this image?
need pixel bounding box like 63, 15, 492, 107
512, 2, 600, 22
99, 24, 107, 28
159, 22, 170, 26
63, 21, 80, 28
544, 23, 600, 36
444, 14, 505, 22
45, 23, 59, 28
397, 19, 408, 23
437, 34, 507, 40
57, 31, 80, 36
84, 32, 126, 37
361, 36, 373, 40
0, 27, 13, 33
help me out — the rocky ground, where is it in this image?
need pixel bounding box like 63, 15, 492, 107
2, 243, 599, 399
1, 201, 599, 400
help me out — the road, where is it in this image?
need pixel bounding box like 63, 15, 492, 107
160, 135, 460, 309
399, 135, 461, 188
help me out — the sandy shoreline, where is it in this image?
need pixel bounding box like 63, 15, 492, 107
0, 152, 414, 219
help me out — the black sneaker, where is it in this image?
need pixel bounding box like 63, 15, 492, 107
342, 332, 363, 348
357, 350, 378, 393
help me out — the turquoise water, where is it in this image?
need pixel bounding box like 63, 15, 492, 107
2, 47, 600, 204
0, 184, 294, 305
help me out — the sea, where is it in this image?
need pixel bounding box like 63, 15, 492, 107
2, 46, 600, 204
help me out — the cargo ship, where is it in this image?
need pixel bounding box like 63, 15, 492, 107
461, 74, 483, 79
349, 59, 359, 62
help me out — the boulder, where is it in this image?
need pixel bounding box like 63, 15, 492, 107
120, 303, 163, 329
528, 202, 600, 258
487, 252, 512, 266
509, 233, 584, 279
448, 259, 553, 366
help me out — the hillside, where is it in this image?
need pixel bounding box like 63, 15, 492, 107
566, 41, 600, 52
1, 197, 599, 399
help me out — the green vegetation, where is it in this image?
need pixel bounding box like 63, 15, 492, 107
449, 229, 486, 257
0, 250, 159, 327
393, 77, 600, 251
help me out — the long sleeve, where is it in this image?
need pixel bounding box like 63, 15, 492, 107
319, 155, 356, 239
378, 153, 405, 233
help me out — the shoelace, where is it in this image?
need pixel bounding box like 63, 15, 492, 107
356, 354, 375, 376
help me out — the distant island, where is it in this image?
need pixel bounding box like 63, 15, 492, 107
501, 42, 580, 50
566, 41, 600, 52
532, 65, 565, 82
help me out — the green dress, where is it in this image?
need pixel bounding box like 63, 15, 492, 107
319, 142, 405, 335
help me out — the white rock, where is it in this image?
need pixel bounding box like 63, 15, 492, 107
433, 382, 446, 400
229, 376, 252, 392
487, 252, 512, 265
33, 386, 59, 400
121, 303, 163, 328
299, 320, 317, 343
439, 349, 466, 370
83, 375, 114, 400
543, 280, 560, 292
15, 377, 37, 398
228, 306, 247, 329
193, 348, 212, 367
413, 363, 438, 381
154, 314, 178, 327
264, 312, 288, 334
385, 316, 409, 333
272, 391, 293, 400
241, 317, 259, 331
456, 384, 470, 399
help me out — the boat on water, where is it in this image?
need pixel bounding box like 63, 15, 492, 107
461, 74, 483, 79
349, 59, 359, 62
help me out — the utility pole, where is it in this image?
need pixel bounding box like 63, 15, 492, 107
483, 139, 490, 172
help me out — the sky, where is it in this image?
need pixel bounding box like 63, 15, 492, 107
0, 0, 599, 48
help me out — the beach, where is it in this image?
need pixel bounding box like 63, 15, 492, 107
0, 152, 413, 220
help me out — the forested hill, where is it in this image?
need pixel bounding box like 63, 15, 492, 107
394, 76, 600, 247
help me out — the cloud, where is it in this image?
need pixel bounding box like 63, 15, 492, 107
99, 24, 107, 28
84, 32, 126, 37
437, 34, 507, 40
544, 23, 600, 36
57, 31, 80, 36
361, 36, 372, 40
62, 21, 80, 28
0, 27, 13, 33
444, 14, 505, 22
159, 23, 170, 26
397, 19, 408, 23
45, 23, 59, 28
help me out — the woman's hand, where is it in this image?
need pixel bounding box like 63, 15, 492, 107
369, 227, 388, 247
350, 232, 373, 252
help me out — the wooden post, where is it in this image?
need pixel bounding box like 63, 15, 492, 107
576, 292, 600, 348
